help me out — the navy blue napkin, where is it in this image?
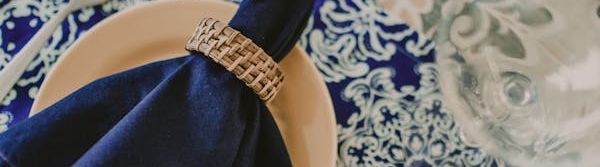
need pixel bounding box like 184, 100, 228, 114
0, 0, 313, 166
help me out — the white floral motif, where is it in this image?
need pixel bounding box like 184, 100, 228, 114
1, 89, 16, 106
304, 0, 434, 83
0, 112, 12, 133
335, 64, 503, 166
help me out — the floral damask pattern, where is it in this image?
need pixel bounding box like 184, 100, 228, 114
302, 0, 504, 166
306, 0, 433, 83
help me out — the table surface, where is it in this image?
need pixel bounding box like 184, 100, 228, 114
0, 0, 503, 166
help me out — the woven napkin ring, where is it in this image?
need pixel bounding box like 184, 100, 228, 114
185, 18, 284, 102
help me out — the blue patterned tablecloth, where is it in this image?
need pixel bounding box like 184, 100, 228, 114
0, 0, 503, 166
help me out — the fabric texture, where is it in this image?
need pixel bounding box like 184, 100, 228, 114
0, 56, 288, 166
0, 0, 312, 166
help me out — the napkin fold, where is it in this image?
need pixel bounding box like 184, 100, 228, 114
0, 0, 313, 166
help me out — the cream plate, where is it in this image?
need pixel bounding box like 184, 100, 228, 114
30, 0, 337, 166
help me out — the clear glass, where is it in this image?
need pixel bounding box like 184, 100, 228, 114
435, 0, 600, 166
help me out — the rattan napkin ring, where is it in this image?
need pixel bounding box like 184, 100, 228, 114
185, 18, 284, 102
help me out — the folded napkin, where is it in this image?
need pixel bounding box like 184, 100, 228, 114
0, 0, 313, 166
